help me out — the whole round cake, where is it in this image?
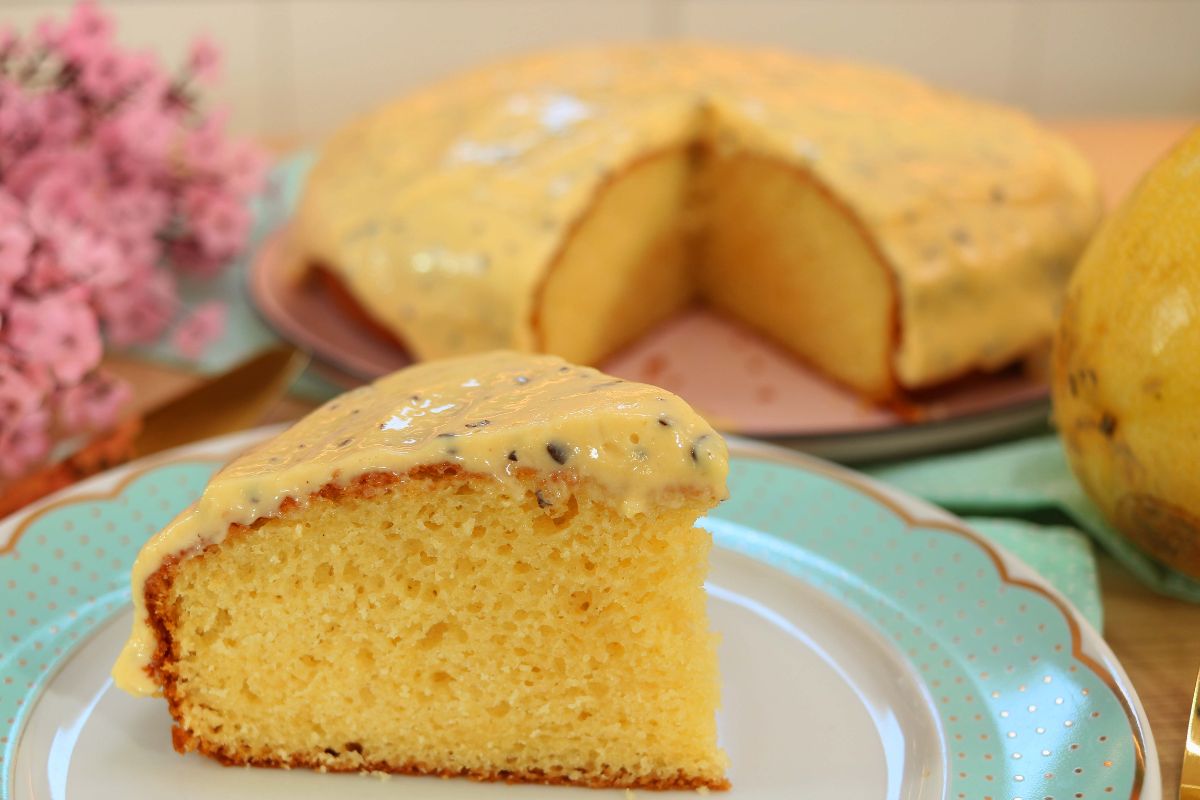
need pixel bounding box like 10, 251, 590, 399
291, 43, 1101, 400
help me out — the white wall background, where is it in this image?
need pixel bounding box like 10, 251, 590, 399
3, 0, 1198, 140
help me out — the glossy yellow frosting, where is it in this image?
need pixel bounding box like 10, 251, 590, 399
294, 43, 1100, 390
113, 352, 729, 697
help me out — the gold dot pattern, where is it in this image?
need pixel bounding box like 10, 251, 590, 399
0, 461, 220, 771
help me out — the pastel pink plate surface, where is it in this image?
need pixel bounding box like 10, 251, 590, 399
250, 230, 1049, 461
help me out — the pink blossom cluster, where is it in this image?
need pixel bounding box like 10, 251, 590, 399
0, 1, 264, 479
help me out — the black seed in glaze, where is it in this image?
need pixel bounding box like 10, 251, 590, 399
465, 420, 490, 428
437, 432, 457, 438
558, 366, 570, 373
1099, 413, 1118, 437
658, 417, 671, 427
338, 438, 353, 448
536, 490, 551, 508
546, 442, 569, 465
507, 450, 519, 462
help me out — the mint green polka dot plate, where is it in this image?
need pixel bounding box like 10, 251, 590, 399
0, 429, 1158, 799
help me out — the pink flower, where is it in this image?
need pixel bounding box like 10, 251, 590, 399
161, 236, 216, 276
0, 25, 17, 56
220, 140, 268, 196
122, 51, 158, 88
56, 369, 130, 432
0, 357, 53, 478
0, 222, 33, 304
0, 407, 51, 479
58, 0, 111, 61
95, 269, 176, 347
12, 358, 55, 399
5, 291, 103, 384
5, 146, 70, 201
97, 95, 178, 166
15, 149, 104, 228
27, 183, 102, 243
0, 79, 47, 151
183, 110, 230, 173
107, 184, 169, 242
112, 229, 161, 275
0, 190, 23, 225
0, 1, 266, 475
172, 300, 226, 359
0, 361, 43, 423
32, 18, 60, 50
182, 185, 251, 261
79, 49, 137, 104
187, 36, 221, 84
37, 92, 86, 146
42, 224, 126, 289
19, 247, 73, 294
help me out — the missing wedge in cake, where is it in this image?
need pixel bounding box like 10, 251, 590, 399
114, 352, 730, 790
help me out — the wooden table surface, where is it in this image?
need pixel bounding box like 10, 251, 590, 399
105, 119, 1198, 797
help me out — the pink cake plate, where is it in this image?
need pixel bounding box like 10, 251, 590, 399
249, 230, 1050, 463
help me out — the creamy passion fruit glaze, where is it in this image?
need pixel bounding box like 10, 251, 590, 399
113, 351, 729, 696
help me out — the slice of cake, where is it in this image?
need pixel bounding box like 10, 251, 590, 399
112, 352, 730, 790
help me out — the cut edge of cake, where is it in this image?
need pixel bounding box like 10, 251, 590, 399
140, 465, 729, 791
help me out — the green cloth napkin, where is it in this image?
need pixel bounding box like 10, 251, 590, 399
959, 517, 1103, 629
150, 155, 1200, 630
870, 435, 1200, 622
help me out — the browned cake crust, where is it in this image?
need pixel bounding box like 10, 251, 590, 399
141, 466, 729, 792
167, 735, 728, 792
